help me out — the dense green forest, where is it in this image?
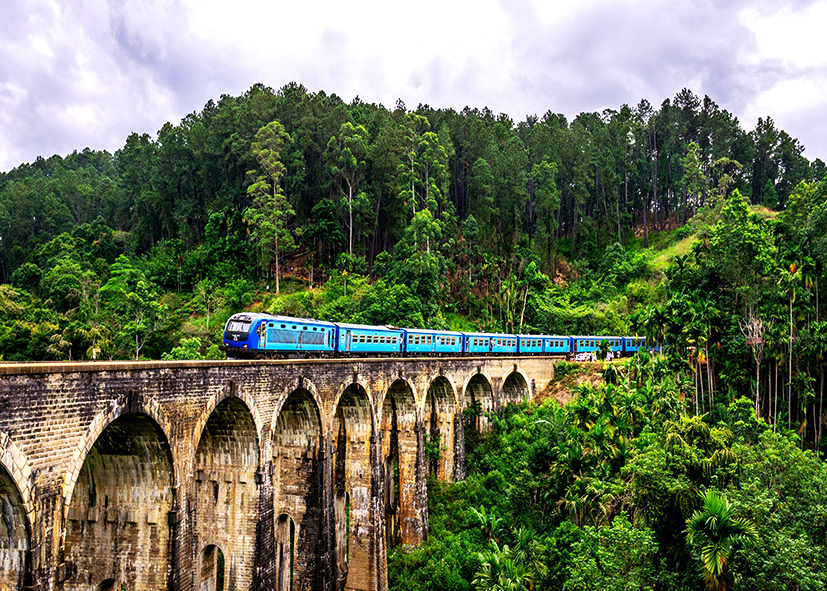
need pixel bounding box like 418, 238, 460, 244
3, 81, 827, 589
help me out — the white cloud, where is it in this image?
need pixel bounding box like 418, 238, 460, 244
1, 0, 826, 171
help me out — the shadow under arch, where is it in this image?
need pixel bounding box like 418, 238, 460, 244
194, 396, 259, 589
463, 371, 495, 433
198, 544, 225, 591
274, 514, 296, 591
332, 382, 374, 590
63, 412, 174, 590
192, 381, 265, 467
61, 392, 176, 512
0, 440, 32, 590
424, 376, 456, 481
500, 369, 530, 407
271, 387, 322, 591
379, 378, 419, 547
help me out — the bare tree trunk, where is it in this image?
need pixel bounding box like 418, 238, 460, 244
819, 371, 823, 447
789, 298, 794, 430
275, 231, 280, 295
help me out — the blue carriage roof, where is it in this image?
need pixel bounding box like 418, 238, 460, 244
232, 313, 337, 328
335, 322, 404, 332
400, 328, 464, 336
462, 332, 518, 338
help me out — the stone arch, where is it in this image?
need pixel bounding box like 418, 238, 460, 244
192, 380, 265, 467
379, 378, 418, 547
0, 431, 34, 524
274, 514, 296, 591
0, 434, 32, 590
198, 544, 225, 591
463, 370, 495, 433
332, 382, 373, 591
61, 392, 176, 511
330, 376, 376, 434
271, 386, 323, 591
193, 397, 259, 589
424, 376, 456, 481
95, 579, 117, 591
63, 412, 174, 590
499, 368, 531, 407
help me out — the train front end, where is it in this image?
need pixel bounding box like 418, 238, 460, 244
221, 313, 264, 358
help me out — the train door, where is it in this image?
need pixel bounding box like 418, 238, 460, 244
346, 330, 352, 352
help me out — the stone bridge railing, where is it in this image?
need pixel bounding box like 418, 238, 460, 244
0, 356, 556, 591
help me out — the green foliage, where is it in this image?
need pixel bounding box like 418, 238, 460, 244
161, 336, 205, 360
685, 490, 757, 590
565, 513, 659, 591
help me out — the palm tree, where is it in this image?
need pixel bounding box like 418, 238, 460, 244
685, 490, 757, 591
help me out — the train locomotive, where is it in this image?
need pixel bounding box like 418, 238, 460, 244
220, 312, 655, 359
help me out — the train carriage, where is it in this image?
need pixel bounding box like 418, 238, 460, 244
464, 332, 519, 355
517, 335, 544, 355
403, 329, 463, 355
516, 335, 572, 355
543, 336, 573, 355
572, 336, 624, 357
624, 336, 648, 354
336, 322, 404, 355
222, 313, 337, 357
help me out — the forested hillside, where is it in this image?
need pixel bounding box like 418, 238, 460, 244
3, 82, 827, 589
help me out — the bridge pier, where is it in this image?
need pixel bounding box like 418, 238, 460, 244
0, 356, 555, 591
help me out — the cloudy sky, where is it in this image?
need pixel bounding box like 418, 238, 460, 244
1, 0, 825, 172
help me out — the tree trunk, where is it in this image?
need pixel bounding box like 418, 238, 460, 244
348, 183, 354, 256
275, 229, 280, 295
789, 298, 794, 430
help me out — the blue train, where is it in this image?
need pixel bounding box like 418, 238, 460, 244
220, 312, 656, 359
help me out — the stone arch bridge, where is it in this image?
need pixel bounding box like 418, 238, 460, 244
0, 355, 556, 591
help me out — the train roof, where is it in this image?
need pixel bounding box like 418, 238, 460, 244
400, 328, 464, 336
335, 322, 404, 332
229, 313, 337, 328
463, 331, 519, 338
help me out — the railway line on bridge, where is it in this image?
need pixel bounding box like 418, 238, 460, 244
0, 355, 558, 591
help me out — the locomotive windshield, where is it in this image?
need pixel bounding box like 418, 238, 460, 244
227, 320, 251, 334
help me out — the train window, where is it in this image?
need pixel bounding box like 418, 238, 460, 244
360, 335, 366, 343
269, 323, 274, 327
427, 336, 432, 344
281, 324, 285, 328
292, 325, 296, 330
313, 327, 317, 331
303, 326, 307, 330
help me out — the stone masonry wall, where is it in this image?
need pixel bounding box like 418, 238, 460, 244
0, 356, 556, 591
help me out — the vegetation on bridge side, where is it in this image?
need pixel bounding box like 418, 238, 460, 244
390, 353, 827, 591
